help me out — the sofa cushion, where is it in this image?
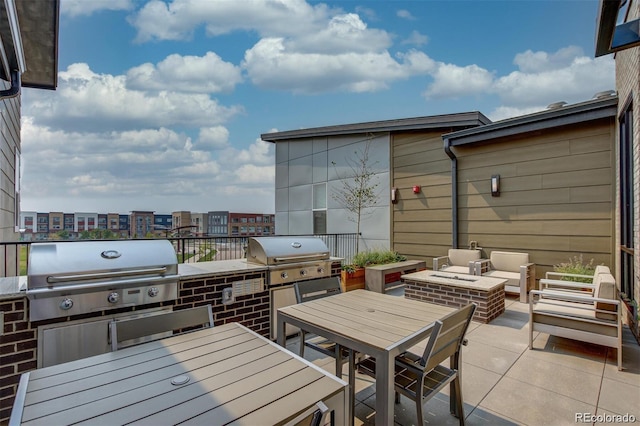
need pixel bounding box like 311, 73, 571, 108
482, 270, 519, 292
490, 251, 529, 273
447, 249, 480, 267
593, 273, 617, 320
532, 300, 618, 337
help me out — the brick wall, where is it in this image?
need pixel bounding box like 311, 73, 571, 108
404, 279, 505, 323
0, 298, 34, 422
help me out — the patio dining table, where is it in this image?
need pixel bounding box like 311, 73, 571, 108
10, 322, 349, 426
277, 289, 457, 425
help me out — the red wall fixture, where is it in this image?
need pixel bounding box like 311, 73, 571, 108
412, 185, 421, 194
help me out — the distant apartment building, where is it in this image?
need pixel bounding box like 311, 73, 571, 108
107, 213, 120, 232
229, 213, 275, 237
130, 211, 154, 238
18, 210, 275, 240
172, 211, 192, 235
153, 214, 172, 237
49, 212, 63, 232
191, 213, 208, 236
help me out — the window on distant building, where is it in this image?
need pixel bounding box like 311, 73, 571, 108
241, 217, 247, 223
240, 226, 247, 233
312, 183, 327, 234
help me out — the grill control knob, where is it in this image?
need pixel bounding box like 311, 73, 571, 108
148, 287, 159, 297
300, 270, 308, 277
317, 267, 325, 274
60, 298, 73, 311
107, 292, 119, 304
280, 272, 288, 279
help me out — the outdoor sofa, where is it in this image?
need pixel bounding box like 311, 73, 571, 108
474, 251, 535, 303
432, 249, 481, 275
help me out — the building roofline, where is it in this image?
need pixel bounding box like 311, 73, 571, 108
260, 111, 491, 142
444, 95, 618, 147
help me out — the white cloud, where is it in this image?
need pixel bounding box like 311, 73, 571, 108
422, 47, 615, 111
23, 63, 242, 132
402, 30, 428, 46
196, 127, 230, 150
62, 0, 134, 17
425, 63, 495, 99
129, 0, 337, 42
126, 52, 242, 93
397, 9, 416, 20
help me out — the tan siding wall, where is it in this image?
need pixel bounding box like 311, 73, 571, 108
615, 0, 640, 304
391, 131, 453, 262
391, 120, 616, 279
0, 84, 21, 276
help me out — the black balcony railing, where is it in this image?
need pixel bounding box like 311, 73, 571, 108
0, 233, 359, 278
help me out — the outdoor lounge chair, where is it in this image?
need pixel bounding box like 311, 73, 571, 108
109, 304, 214, 351
474, 251, 535, 302
539, 265, 610, 296
294, 277, 350, 376
529, 272, 622, 370
433, 249, 481, 275
357, 303, 476, 426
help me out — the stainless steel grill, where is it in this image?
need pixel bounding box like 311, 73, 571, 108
246, 236, 332, 285
27, 240, 179, 322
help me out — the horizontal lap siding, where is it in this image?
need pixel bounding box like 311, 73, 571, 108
391, 120, 615, 279
456, 120, 615, 278
392, 132, 452, 264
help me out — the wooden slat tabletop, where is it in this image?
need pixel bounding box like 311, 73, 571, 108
279, 289, 455, 350
12, 323, 347, 426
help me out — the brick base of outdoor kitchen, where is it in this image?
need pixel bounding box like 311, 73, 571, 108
402, 271, 506, 323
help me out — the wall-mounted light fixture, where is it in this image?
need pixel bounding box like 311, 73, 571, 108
412, 185, 421, 194
491, 175, 500, 197
391, 187, 398, 204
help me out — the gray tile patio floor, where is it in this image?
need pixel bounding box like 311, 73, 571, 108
285, 288, 640, 425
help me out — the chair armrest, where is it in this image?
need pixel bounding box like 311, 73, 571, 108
531, 289, 620, 306
519, 263, 536, 303
540, 278, 595, 293
545, 271, 593, 280
473, 259, 491, 275
433, 256, 449, 271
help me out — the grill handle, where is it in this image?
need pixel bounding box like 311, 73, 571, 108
46, 267, 168, 284
28, 275, 177, 295
273, 254, 327, 262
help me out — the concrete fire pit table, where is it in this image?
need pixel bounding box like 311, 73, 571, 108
402, 270, 506, 323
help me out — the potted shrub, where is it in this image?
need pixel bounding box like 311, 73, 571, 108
341, 249, 407, 292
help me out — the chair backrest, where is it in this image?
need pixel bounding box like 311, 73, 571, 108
110, 304, 214, 351
489, 251, 529, 272
447, 249, 481, 266
294, 277, 342, 303
420, 303, 476, 372
593, 265, 611, 277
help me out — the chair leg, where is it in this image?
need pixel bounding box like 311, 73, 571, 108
335, 345, 343, 377
299, 331, 305, 358
394, 391, 400, 404
453, 376, 465, 426
415, 398, 424, 426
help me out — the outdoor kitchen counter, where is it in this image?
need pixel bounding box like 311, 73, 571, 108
178, 259, 267, 279
0, 275, 27, 300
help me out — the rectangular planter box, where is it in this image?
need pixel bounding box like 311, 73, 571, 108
365, 260, 427, 293
341, 269, 365, 292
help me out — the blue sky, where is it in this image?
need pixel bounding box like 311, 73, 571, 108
20, 0, 615, 215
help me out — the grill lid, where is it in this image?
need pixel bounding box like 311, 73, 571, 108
27, 240, 178, 291
246, 237, 330, 265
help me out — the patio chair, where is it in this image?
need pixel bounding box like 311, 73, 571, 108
294, 277, 350, 376
357, 303, 476, 426
474, 251, 535, 302
109, 304, 214, 351
539, 265, 610, 296
433, 249, 481, 275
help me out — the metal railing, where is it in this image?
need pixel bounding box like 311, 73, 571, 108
0, 233, 359, 278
